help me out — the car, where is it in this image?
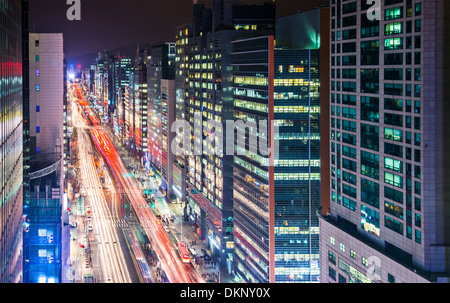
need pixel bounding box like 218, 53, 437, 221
88, 225, 93, 232
69, 222, 77, 228
87, 216, 92, 221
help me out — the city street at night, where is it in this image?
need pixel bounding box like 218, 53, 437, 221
0, 1, 449, 300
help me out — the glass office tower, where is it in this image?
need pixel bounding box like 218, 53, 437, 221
0, 0, 25, 283
181, 0, 276, 272
231, 40, 321, 284
231, 7, 329, 283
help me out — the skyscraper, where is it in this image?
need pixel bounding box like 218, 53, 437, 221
132, 48, 148, 157
173, 24, 192, 204
181, 0, 275, 271
0, 0, 25, 283
147, 42, 175, 181
23, 33, 66, 283
231, 7, 329, 283
320, 0, 450, 283
112, 55, 132, 140
160, 79, 176, 200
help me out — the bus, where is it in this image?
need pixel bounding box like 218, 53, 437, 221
177, 242, 191, 264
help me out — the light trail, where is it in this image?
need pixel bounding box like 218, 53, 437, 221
72, 83, 203, 283
90, 128, 197, 283
73, 85, 132, 283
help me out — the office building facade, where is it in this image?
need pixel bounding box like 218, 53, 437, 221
160, 79, 176, 199
320, 0, 450, 283
23, 33, 67, 283
112, 55, 132, 139
231, 7, 329, 283
147, 42, 175, 179
0, 0, 25, 283
181, 0, 275, 270
173, 24, 192, 204
133, 49, 148, 157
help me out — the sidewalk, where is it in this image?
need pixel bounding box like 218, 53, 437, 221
69, 206, 93, 283
167, 203, 234, 283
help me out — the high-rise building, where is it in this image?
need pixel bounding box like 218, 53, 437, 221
173, 24, 192, 204
112, 55, 132, 139
230, 7, 330, 283
124, 82, 134, 148
147, 42, 175, 180
212, 0, 237, 31
89, 64, 96, 94
320, 0, 450, 283
0, 0, 25, 283
23, 33, 67, 283
160, 79, 176, 200
94, 51, 120, 121
181, 0, 275, 270
132, 48, 149, 157
94, 51, 108, 115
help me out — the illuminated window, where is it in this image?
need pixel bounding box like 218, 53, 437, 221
385, 172, 403, 189
362, 257, 368, 267
385, 22, 403, 35
361, 205, 380, 237
384, 128, 403, 142
384, 157, 403, 173
288, 65, 304, 73
385, 7, 403, 20
385, 201, 404, 219
384, 38, 403, 50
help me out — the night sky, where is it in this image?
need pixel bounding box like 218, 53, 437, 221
29, 0, 328, 65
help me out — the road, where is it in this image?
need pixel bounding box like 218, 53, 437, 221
71, 84, 135, 283
73, 83, 205, 283
90, 128, 197, 283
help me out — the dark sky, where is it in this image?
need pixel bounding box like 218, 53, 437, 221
29, 0, 328, 64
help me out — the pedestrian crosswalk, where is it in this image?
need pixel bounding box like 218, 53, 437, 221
109, 219, 128, 228
95, 218, 129, 228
